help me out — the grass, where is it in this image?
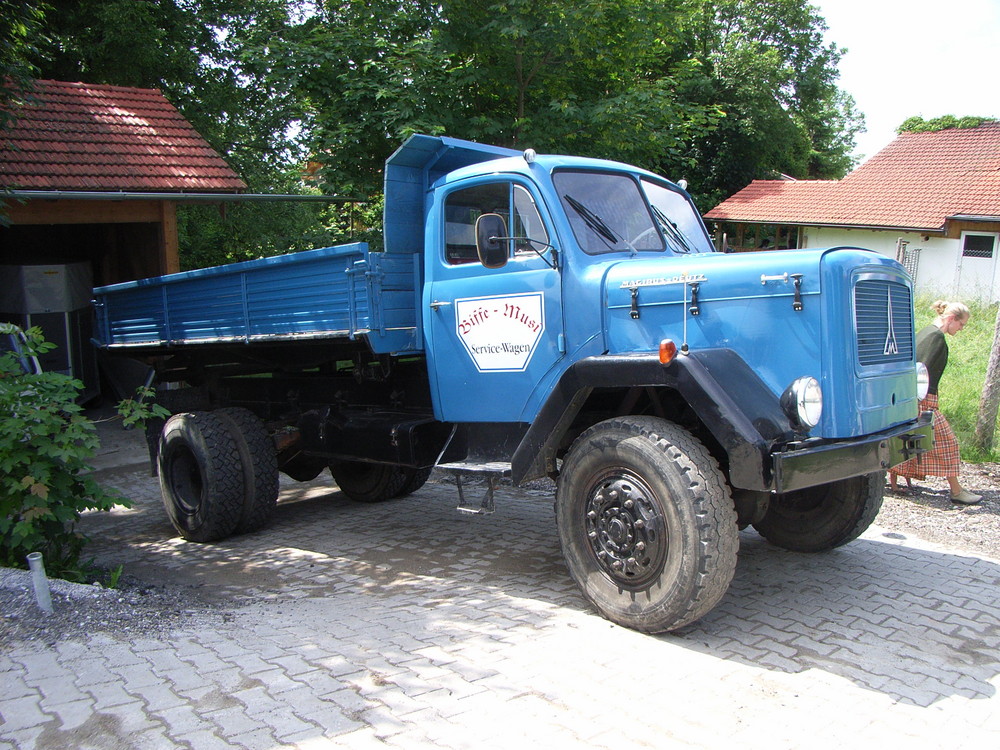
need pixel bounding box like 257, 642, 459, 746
914, 296, 1000, 463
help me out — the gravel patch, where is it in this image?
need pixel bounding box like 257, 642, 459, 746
878, 461, 1000, 560
0, 569, 226, 647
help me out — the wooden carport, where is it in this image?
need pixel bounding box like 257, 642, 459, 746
0, 80, 247, 400
1, 80, 247, 285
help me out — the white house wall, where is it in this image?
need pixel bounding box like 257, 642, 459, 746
800, 227, 996, 302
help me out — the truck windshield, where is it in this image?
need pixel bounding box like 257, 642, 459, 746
641, 179, 714, 254
554, 170, 713, 255
554, 171, 662, 255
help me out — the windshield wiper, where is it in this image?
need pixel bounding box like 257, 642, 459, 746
563, 194, 622, 247
651, 205, 696, 254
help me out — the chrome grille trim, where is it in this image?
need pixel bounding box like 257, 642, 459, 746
855, 279, 913, 366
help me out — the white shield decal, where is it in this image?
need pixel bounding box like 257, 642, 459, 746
455, 292, 545, 372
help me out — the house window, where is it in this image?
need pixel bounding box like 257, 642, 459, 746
962, 234, 996, 258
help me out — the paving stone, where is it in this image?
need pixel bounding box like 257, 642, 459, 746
227, 727, 282, 750
156, 665, 215, 694
202, 705, 266, 737
155, 703, 215, 736
172, 728, 238, 750
39, 697, 94, 732
4, 461, 1000, 749
0, 695, 50, 732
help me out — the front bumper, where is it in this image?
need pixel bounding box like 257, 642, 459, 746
772, 411, 934, 493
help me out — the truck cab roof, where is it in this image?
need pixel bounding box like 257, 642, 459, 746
384, 133, 690, 256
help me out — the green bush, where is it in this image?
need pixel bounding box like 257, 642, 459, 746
0, 326, 128, 579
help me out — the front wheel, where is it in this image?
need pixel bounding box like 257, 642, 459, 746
752, 472, 884, 552
556, 417, 739, 633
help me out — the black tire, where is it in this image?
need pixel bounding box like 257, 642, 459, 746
279, 454, 327, 482
215, 407, 279, 533
158, 411, 245, 542
330, 461, 409, 503
752, 472, 884, 552
394, 467, 433, 497
556, 416, 739, 633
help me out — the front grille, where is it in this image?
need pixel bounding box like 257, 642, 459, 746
855, 279, 913, 366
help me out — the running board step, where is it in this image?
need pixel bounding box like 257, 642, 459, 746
437, 461, 512, 515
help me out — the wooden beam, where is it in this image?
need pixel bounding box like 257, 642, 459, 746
946, 219, 1000, 239
159, 201, 180, 274
6, 199, 163, 225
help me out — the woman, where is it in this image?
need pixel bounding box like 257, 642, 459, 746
890, 300, 980, 504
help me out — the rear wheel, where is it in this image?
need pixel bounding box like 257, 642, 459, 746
330, 461, 409, 503
556, 416, 739, 633
215, 407, 279, 533
752, 472, 884, 552
394, 467, 433, 497
158, 411, 244, 542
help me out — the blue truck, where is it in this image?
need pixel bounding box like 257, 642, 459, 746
93, 134, 933, 633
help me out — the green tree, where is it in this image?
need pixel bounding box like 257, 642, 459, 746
285, 0, 724, 197
0, 1, 45, 131
275, 0, 455, 196
287, 0, 858, 208
898, 114, 997, 134
680, 0, 863, 206
440, 0, 721, 166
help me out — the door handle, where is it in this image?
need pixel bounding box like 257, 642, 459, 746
429, 300, 452, 311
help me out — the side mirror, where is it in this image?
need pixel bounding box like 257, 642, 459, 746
475, 213, 509, 269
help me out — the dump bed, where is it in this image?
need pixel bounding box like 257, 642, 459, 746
92, 243, 420, 354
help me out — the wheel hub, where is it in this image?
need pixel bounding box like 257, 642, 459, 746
585, 472, 665, 587
167, 446, 203, 516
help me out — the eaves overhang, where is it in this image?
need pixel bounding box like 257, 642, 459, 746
948, 214, 1000, 223
1, 190, 362, 204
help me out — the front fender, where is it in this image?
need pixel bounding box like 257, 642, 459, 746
511, 349, 796, 489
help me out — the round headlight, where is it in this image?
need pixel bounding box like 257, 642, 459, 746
782, 376, 823, 429
915, 362, 929, 400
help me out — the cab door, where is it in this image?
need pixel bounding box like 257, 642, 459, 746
424, 178, 563, 422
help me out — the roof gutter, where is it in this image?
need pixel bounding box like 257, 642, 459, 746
705, 217, 945, 234
2, 189, 364, 203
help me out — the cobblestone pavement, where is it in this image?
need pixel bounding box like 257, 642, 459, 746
2, 432, 1000, 749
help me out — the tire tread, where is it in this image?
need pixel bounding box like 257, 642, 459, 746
216, 407, 279, 533
556, 416, 738, 633
158, 411, 245, 542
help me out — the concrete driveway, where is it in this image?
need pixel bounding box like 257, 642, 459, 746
2, 422, 999, 749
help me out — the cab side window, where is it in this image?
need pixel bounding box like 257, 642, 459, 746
445, 183, 508, 265
444, 182, 549, 266
512, 185, 549, 256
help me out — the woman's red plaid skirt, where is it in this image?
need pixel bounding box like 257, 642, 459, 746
893, 393, 961, 479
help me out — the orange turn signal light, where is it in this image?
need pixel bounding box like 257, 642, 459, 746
659, 339, 677, 364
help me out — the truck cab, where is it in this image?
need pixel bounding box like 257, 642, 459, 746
394, 136, 927, 491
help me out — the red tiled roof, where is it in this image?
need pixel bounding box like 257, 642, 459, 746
0, 80, 246, 192
704, 122, 1000, 231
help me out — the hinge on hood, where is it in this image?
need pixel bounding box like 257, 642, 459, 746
688, 282, 701, 316
791, 274, 804, 311
761, 271, 804, 312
